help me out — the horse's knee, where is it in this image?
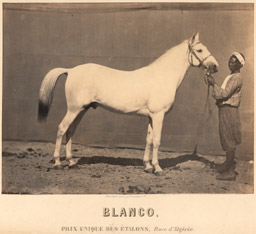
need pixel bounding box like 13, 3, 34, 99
57, 125, 65, 138
153, 138, 161, 148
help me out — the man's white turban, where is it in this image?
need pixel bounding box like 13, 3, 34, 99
232, 52, 245, 66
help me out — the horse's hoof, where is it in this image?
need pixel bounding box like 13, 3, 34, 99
144, 168, 154, 174
154, 171, 165, 176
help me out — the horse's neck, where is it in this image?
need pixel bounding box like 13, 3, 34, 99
150, 40, 190, 88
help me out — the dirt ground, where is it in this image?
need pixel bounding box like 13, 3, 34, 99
1, 141, 254, 194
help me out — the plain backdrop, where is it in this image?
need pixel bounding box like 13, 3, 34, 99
2, 3, 254, 158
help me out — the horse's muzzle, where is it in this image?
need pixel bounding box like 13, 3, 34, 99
210, 64, 218, 73
206, 63, 218, 74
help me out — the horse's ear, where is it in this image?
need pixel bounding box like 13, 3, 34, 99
189, 32, 200, 45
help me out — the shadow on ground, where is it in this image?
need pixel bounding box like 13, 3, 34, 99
76, 152, 215, 169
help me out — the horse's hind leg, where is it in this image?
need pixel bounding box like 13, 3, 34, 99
65, 108, 88, 166
143, 117, 154, 173
53, 109, 83, 167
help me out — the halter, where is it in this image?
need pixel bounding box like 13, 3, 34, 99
188, 41, 212, 69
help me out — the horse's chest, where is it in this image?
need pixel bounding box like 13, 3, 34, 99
147, 88, 176, 113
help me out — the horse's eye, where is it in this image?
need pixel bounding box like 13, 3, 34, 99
197, 49, 203, 53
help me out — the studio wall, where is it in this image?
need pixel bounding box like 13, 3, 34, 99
2, 3, 254, 158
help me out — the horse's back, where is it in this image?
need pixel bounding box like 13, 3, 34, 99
70, 63, 147, 79
68, 63, 152, 89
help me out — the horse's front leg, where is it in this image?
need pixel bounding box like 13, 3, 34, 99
143, 118, 154, 173
151, 112, 165, 175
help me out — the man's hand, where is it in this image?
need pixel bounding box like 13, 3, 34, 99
207, 75, 216, 86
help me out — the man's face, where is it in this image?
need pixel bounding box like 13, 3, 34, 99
228, 55, 241, 71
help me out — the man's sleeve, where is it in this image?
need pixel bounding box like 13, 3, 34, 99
212, 75, 241, 100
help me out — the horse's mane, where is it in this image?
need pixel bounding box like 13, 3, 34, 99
150, 40, 188, 66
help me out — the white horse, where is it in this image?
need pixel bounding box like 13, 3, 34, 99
38, 32, 218, 174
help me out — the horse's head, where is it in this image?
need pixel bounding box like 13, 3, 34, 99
188, 32, 219, 74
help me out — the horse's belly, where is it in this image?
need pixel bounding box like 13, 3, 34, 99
94, 84, 148, 113
97, 96, 148, 114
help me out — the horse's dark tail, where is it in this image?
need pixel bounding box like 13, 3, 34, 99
38, 68, 69, 122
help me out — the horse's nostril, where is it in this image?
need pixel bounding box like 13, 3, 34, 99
209, 64, 218, 73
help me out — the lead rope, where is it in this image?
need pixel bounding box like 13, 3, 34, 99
192, 74, 212, 157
